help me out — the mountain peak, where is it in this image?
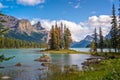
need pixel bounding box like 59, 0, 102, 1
33, 21, 45, 30
84, 35, 93, 42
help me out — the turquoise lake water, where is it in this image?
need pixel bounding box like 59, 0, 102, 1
0, 48, 91, 80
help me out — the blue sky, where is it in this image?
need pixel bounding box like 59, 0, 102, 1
0, 0, 118, 23
0, 0, 119, 41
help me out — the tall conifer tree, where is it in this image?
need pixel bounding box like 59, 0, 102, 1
117, 0, 120, 52
64, 27, 72, 49
111, 4, 118, 53
94, 28, 97, 54
99, 27, 104, 53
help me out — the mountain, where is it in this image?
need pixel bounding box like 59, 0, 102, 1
33, 21, 45, 30
0, 15, 48, 43
105, 30, 111, 39
71, 34, 99, 48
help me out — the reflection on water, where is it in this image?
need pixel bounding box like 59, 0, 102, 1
0, 48, 90, 80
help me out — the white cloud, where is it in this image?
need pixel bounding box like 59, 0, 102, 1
80, 15, 111, 36
74, 3, 80, 9
17, 0, 45, 6
31, 15, 111, 42
0, 3, 7, 8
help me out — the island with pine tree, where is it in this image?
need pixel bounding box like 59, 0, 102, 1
41, 22, 85, 54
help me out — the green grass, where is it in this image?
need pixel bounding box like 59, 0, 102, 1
41, 49, 89, 54
43, 58, 120, 80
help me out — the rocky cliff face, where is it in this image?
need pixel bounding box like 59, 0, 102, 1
0, 15, 48, 42
17, 19, 38, 36
0, 15, 19, 30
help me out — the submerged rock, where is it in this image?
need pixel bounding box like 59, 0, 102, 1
0, 66, 5, 68
15, 63, 22, 67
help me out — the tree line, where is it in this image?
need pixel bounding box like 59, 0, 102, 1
0, 37, 47, 48
48, 22, 72, 50
90, 3, 120, 54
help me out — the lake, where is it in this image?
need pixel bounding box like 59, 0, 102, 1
0, 48, 91, 80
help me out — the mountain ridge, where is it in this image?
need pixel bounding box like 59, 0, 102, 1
0, 14, 48, 43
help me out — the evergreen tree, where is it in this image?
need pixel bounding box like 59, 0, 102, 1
90, 41, 96, 55
49, 25, 55, 49
60, 22, 64, 49
111, 4, 118, 53
64, 27, 72, 49
106, 38, 111, 53
117, 0, 120, 52
99, 27, 104, 53
94, 28, 97, 54
55, 23, 60, 50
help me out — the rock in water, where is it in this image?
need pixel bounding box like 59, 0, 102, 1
0, 66, 5, 68
34, 55, 51, 62
41, 62, 50, 66
15, 63, 22, 67
1, 76, 11, 79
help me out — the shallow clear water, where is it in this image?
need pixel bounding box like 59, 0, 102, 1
71, 48, 112, 52
0, 48, 91, 80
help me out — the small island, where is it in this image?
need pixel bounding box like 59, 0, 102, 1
41, 49, 88, 54
41, 22, 88, 54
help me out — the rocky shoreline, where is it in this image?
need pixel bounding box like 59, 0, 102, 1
82, 56, 105, 67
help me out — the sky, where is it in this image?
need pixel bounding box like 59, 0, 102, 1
0, 0, 119, 41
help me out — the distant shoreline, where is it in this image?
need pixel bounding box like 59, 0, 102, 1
40, 49, 89, 54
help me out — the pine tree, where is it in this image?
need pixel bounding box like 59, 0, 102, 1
117, 0, 120, 52
60, 22, 64, 49
94, 28, 97, 54
55, 22, 60, 50
90, 41, 96, 55
49, 25, 55, 49
106, 38, 111, 52
111, 4, 118, 53
99, 27, 104, 53
64, 27, 72, 49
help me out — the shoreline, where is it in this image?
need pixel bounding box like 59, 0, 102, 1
40, 49, 89, 54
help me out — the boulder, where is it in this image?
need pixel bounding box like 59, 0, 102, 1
34, 55, 51, 62
15, 63, 22, 67
41, 62, 50, 66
